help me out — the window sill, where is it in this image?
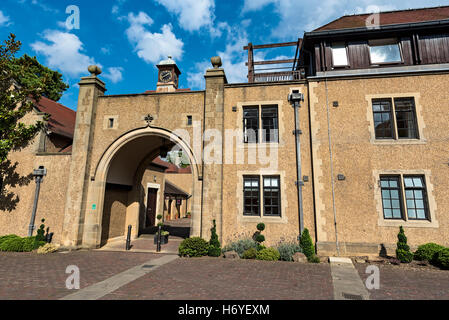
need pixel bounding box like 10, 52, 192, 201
377, 218, 439, 228
239, 142, 283, 149
372, 139, 427, 145
239, 215, 287, 224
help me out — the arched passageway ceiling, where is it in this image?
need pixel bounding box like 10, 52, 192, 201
107, 135, 176, 186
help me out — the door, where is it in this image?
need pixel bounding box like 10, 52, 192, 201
146, 188, 158, 228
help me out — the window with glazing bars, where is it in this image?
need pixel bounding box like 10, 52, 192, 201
380, 176, 403, 219
261, 106, 279, 142
372, 97, 419, 140
243, 176, 260, 216
394, 98, 419, 139
373, 99, 394, 139
404, 176, 428, 220
243, 107, 259, 143
263, 176, 281, 216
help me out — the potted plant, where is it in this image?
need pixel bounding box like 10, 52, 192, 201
154, 215, 170, 244
154, 230, 170, 245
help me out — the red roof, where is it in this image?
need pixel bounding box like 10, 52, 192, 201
151, 157, 192, 174
34, 96, 76, 139
314, 6, 449, 31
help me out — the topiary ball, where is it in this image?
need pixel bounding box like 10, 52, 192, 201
255, 234, 265, 243
257, 223, 266, 232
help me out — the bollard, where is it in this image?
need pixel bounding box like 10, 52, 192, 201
126, 225, 132, 251
156, 225, 162, 252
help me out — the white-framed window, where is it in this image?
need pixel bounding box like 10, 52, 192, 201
331, 42, 348, 67
243, 175, 281, 217
369, 38, 402, 64
380, 175, 430, 221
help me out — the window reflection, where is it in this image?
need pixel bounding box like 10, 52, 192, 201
369, 39, 402, 63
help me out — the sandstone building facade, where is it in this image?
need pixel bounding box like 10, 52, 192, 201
1, 7, 448, 256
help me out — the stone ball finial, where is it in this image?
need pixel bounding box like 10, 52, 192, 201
211, 56, 222, 69
88, 65, 102, 76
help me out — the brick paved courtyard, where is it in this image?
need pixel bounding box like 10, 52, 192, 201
0, 251, 448, 300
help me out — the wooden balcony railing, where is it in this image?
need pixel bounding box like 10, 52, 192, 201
245, 39, 302, 83
254, 70, 302, 82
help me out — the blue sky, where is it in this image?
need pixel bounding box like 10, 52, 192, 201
1, 0, 448, 110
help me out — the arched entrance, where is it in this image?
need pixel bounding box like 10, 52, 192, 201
82, 127, 202, 248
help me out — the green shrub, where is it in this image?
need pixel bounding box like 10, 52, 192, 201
256, 248, 280, 261
0, 237, 24, 252
178, 237, 209, 257
257, 223, 265, 232
208, 246, 221, 257
255, 234, 265, 244
434, 248, 449, 270
35, 219, 46, 243
208, 220, 221, 257
22, 237, 37, 252
300, 229, 315, 260
308, 254, 321, 264
0, 235, 20, 246
277, 242, 302, 261
223, 238, 258, 258
396, 226, 413, 263
242, 247, 258, 259
414, 243, 445, 262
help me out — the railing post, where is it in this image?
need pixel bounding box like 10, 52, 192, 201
156, 225, 162, 252
126, 225, 132, 250
247, 43, 254, 83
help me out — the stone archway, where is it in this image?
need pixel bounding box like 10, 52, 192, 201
81, 126, 202, 248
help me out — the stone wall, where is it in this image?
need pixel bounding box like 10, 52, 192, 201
309, 74, 449, 255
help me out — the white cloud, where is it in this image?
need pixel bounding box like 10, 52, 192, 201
101, 47, 111, 55
112, 0, 127, 15
155, 0, 216, 32
103, 67, 124, 83
18, 0, 59, 13
31, 30, 98, 78
242, 0, 275, 12
125, 11, 184, 64
241, 0, 447, 39
0, 11, 11, 27
188, 26, 258, 88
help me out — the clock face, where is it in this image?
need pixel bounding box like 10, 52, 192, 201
160, 70, 173, 83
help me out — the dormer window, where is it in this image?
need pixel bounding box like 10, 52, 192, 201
369, 39, 402, 64
331, 42, 348, 67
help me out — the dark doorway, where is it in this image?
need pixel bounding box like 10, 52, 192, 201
146, 188, 158, 228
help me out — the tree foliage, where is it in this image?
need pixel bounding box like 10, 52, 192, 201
0, 33, 68, 163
